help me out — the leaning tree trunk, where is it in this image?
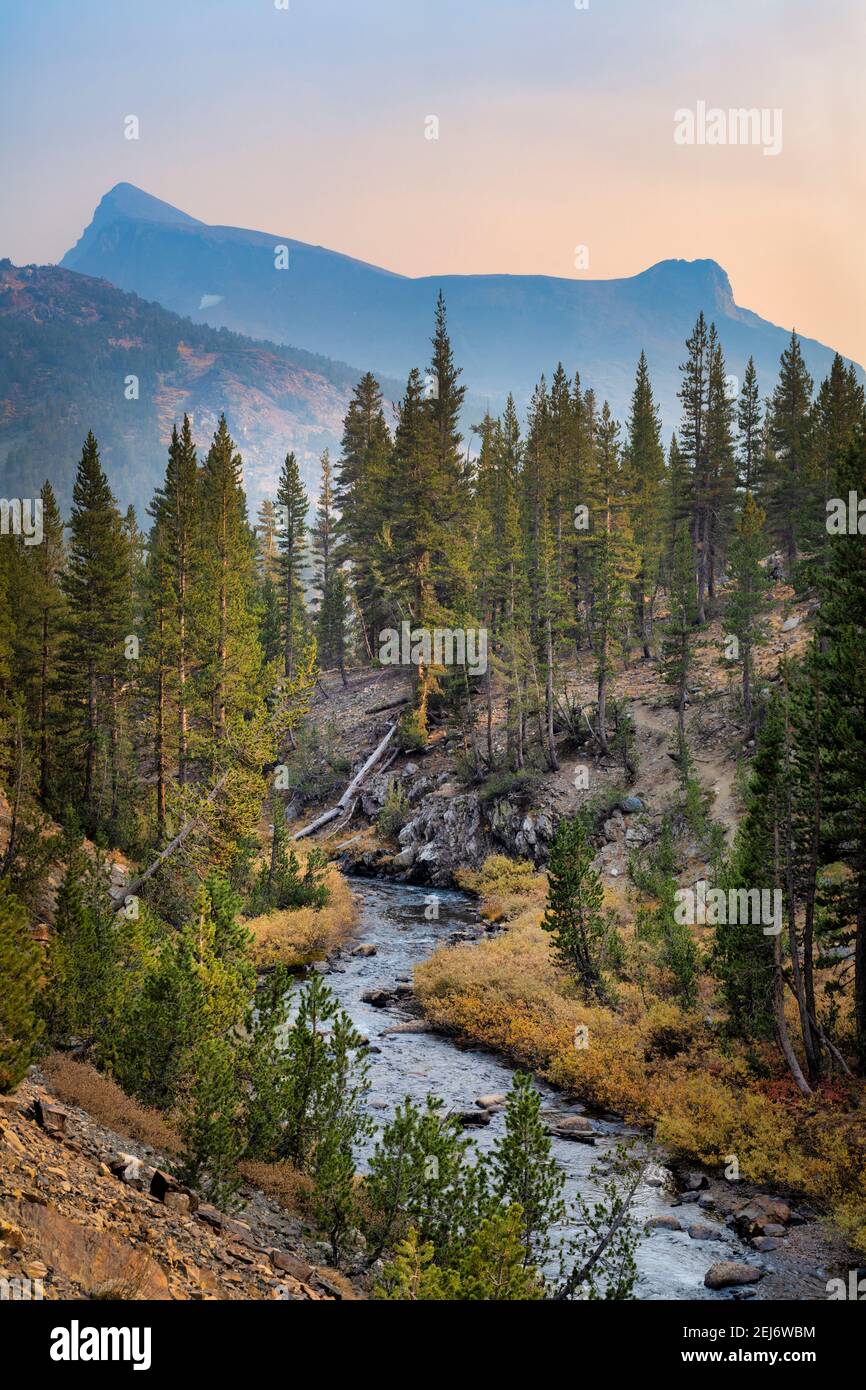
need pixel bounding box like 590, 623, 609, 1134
292, 723, 398, 841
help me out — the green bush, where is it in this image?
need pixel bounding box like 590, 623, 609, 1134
0, 883, 43, 1091
377, 781, 409, 840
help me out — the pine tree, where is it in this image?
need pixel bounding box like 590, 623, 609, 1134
334, 372, 392, 657
542, 817, 608, 994
449, 1207, 544, 1300
47, 851, 118, 1047
58, 433, 132, 832
522, 377, 561, 768
585, 402, 637, 754
311, 449, 347, 680
0, 882, 43, 1091
704, 325, 737, 602
363, 1094, 474, 1263
490, 1072, 565, 1266
8, 481, 66, 808
426, 291, 471, 616
678, 313, 711, 621
197, 416, 262, 753
625, 353, 666, 657
148, 417, 199, 787
33, 482, 65, 804
143, 493, 173, 833
737, 357, 763, 492
274, 973, 370, 1171
255, 497, 281, 581
374, 1227, 453, 1300
548, 362, 575, 600
764, 331, 814, 571
494, 397, 531, 770
177, 1033, 245, 1209
807, 353, 865, 565
379, 367, 441, 734
814, 436, 866, 1070
275, 450, 309, 684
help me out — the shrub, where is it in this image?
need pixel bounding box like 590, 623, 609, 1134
641, 1002, 700, 1060
42, 1054, 179, 1153
399, 707, 428, 751
477, 767, 541, 806
377, 781, 409, 841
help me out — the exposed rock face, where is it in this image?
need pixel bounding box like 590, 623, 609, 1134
0, 1073, 356, 1301
358, 765, 558, 886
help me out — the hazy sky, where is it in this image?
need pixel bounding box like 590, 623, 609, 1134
1, 0, 864, 365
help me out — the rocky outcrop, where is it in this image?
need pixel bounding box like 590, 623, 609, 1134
0, 1074, 357, 1301
355, 764, 559, 886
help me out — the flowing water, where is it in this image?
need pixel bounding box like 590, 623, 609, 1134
322, 877, 768, 1300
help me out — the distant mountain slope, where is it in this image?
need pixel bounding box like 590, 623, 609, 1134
61, 183, 864, 430
0, 259, 397, 517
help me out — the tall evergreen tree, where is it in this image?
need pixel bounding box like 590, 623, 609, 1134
624, 353, 666, 657
334, 372, 392, 658
311, 449, 346, 678
585, 403, 637, 754
764, 332, 814, 570
197, 417, 261, 752
678, 313, 711, 621
737, 357, 763, 493
814, 437, 866, 1070
275, 451, 309, 684
58, 432, 132, 832
148, 417, 199, 787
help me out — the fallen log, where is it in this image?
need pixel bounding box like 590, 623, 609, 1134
292, 723, 399, 841
110, 771, 230, 908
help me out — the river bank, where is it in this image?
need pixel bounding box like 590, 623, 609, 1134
321, 875, 855, 1300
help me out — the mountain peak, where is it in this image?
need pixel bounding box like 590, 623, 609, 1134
97, 183, 202, 227
638, 257, 735, 308
62, 185, 202, 269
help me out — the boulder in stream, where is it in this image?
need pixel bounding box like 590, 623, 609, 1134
688, 1223, 723, 1242
453, 1109, 492, 1127
360, 988, 393, 1007
704, 1261, 766, 1290
645, 1214, 682, 1232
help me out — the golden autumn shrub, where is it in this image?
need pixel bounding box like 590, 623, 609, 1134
414, 853, 866, 1253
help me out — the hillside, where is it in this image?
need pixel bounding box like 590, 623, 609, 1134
0, 259, 393, 515
0, 1067, 357, 1301
61, 183, 864, 433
